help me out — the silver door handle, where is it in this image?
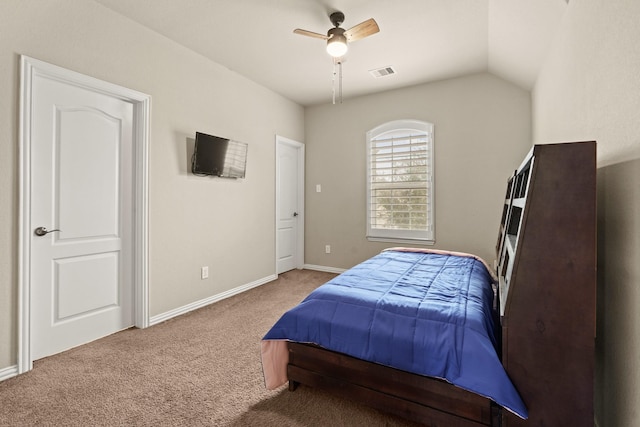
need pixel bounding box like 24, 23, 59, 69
34, 226, 61, 237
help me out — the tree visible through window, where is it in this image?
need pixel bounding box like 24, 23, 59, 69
366, 120, 434, 243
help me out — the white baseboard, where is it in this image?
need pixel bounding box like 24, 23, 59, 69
0, 364, 18, 382
303, 264, 346, 274
149, 274, 277, 326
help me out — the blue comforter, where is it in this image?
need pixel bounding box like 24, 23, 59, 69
263, 249, 527, 419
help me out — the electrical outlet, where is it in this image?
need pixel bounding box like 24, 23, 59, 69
325, 245, 331, 254
316, 184, 322, 193
201, 266, 209, 279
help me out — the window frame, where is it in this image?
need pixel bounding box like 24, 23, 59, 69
366, 119, 435, 244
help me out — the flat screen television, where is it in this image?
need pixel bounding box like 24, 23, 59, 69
191, 132, 248, 178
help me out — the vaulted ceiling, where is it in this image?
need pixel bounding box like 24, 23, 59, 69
95, 0, 567, 106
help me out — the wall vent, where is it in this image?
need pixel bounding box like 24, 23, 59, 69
369, 66, 396, 78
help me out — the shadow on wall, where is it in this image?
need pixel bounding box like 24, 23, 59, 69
170, 131, 196, 175
595, 157, 640, 426
175, 134, 195, 176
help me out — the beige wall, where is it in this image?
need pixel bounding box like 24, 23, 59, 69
0, 0, 303, 370
532, 1, 640, 425
304, 73, 531, 269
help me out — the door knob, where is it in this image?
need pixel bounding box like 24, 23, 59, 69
34, 226, 61, 236
293, 212, 299, 217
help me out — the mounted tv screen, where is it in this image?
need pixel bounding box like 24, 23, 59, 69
191, 132, 248, 178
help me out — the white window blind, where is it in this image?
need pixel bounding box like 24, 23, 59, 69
366, 120, 434, 243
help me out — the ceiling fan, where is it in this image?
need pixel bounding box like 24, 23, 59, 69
294, 11, 380, 58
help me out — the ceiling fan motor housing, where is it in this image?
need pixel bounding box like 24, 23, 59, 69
327, 27, 346, 39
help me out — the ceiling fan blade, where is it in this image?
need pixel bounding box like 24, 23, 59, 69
344, 18, 379, 42
293, 28, 329, 40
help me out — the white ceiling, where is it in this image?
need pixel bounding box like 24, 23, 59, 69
94, 0, 567, 106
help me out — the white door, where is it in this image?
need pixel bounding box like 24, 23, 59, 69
276, 136, 304, 274
29, 66, 135, 360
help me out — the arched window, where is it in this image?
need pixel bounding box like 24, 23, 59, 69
366, 119, 434, 243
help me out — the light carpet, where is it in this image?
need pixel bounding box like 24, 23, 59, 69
0, 269, 420, 426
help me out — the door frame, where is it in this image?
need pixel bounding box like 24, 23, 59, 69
18, 56, 151, 373
275, 135, 305, 273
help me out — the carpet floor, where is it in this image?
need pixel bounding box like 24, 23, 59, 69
0, 269, 420, 426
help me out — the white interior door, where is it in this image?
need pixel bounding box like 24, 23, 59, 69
29, 66, 135, 360
276, 136, 304, 274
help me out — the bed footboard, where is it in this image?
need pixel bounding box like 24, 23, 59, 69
287, 342, 498, 427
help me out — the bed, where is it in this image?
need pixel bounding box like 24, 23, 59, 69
261, 247, 527, 426
261, 142, 596, 426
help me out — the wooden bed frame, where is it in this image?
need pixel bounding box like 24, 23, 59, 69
287, 342, 499, 426
284, 142, 596, 426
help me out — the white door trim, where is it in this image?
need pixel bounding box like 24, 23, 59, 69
275, 135, 305, 273
18, 56, 151, 373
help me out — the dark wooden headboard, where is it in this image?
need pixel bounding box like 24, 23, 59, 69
495, 141, 596, 426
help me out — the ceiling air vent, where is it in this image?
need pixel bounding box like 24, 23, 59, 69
369, 66, 396, 78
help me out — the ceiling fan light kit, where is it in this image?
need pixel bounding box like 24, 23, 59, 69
326, 29, 348, 57
294, 11, 380, 104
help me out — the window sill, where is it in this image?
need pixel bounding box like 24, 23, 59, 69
367, 236, 435, 246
